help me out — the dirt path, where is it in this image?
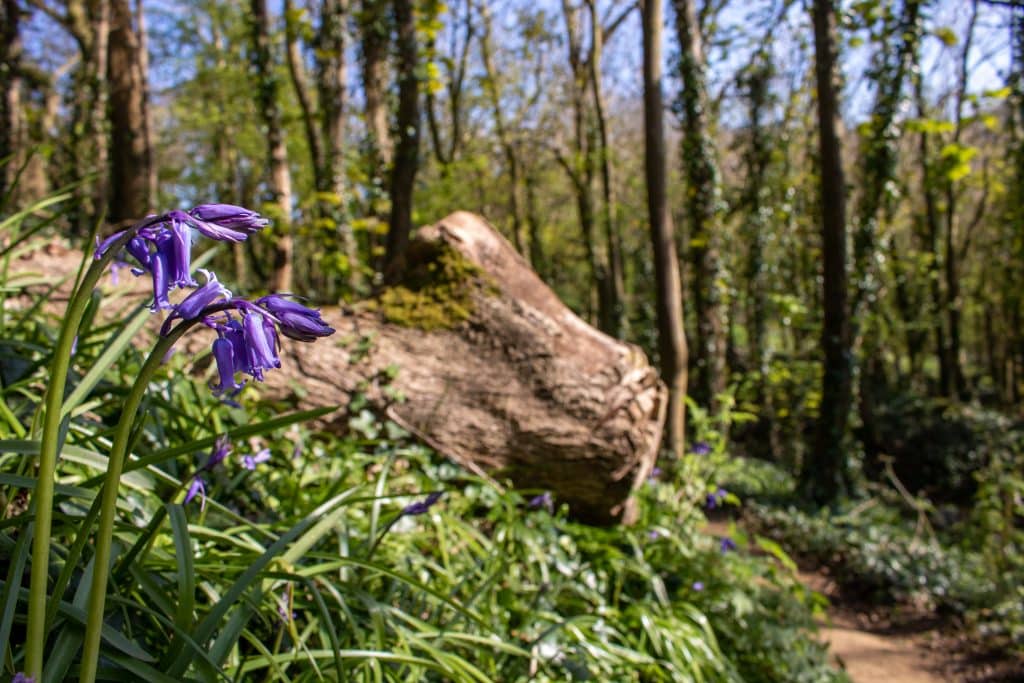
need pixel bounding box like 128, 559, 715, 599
799, 571, 947, 683
705, 521, 949, 682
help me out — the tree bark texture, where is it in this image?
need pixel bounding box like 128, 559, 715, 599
673, 0, 725, 410
250, 0, 294, 292
259, 213, 665, 524
108, 0, 153, 223
1, 0, 24, 201
805, 0, 852, 504
642, 0, 688, 459
385, 0, 420, 281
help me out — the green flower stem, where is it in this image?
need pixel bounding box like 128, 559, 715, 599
79, 321, 195, 683
25, 234, 132, 679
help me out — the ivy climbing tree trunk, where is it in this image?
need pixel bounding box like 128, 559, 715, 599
672, 0, 725, 410
804, 0, 852, 504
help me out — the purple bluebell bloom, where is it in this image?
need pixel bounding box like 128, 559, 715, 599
185, 477, 207, 510
705, 487, 728, 510
256, 294, 335, 342
401, 491, 443, 516
720, 537, 737, 554
692, 581, 704, 592
242, 312, 281, 381
161, 270, 231, 334
647, 529, 661, 540
210, 337, 245, 396
189, 203, 270, 237
528, 491, 554, 512
242, 448, 271, 470
690, 441, 712, 456
204, 436, 232, 471
12, 673, 35, 683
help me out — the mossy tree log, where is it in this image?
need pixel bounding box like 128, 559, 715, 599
266, 212, 666, 524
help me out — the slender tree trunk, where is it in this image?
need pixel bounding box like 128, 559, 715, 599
642, 0, 688, 459
108, 0, 153, 222
804, 0, 851, 504
134, 0, 155, 205
672, 0, 725, 409
943, 0, 979, 400
315, 0, 363, 292
0, 0, 24, 202
250, 0, 294, 292
479, 3, 527, 259
525, 164, 546, 278
741, 58, 772, 405
384, 0, 420, 280
586, 0, 626, 338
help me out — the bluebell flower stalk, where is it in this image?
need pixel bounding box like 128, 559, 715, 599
24, 204, 270, 683
25, 229, 135, 679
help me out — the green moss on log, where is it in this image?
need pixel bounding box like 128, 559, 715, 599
371, 244, 494, 331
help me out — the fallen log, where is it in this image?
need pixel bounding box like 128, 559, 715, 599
262, 212, 666, 524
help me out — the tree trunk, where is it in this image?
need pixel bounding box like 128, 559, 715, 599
804, 0, 851, 504
315, 0, 363, 293
358, 0, 392, 269
384, 0, 420, 281
0, 0, 24, 202
642, 0, 688, 460
586, 0, 626, 338
250, 0, 294, 292
478, 3, 527, 260
108, 0, 153, 222
672, 0, 725, 409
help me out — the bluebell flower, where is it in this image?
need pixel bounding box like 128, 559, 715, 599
401, 491, 443, 516
528, 491, 554, 512
242, 448, 271, 470
691, 581, 704, 592
704, 487, 728, 510
256, 294, 335, 341
204, 436, 232, 471
690, 441, 712, 456
189, 203, 270, 238
720, 537, 737, 554
242, 312, 281, 381
12, 673, 35, 683
161, 270, 231, 334
647, 529, 661, 540
185, 477, 207, 510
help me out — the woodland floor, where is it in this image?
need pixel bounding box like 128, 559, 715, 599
703, 520, 1022, 683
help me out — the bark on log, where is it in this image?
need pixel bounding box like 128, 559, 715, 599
264, 212, 666, 524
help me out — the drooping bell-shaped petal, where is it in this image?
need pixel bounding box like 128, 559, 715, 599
210, 337, 244, 395
256, 294, 335, 342
126, 236, 152, 273
164, 270, 231, 333
95, 229, 130, 260
189, 204, 270, 235
242, 312, 280, 380
150, 248, 172, 310
185, 476, 207, 509
168, 219, 197, 287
